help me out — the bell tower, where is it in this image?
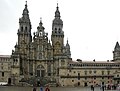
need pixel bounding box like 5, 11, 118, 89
51, 3, 64, 55
18, 1, 32, 48
17, 1, 32, 78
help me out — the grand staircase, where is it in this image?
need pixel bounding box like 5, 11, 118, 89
19, 77, 57, 87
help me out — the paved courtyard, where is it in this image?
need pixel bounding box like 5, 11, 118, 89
0, 86, 118, 91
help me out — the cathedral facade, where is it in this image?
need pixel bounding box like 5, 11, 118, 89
6, 2, 120, 87
11, 2, 71, 86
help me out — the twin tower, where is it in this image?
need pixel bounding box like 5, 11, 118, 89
15, 2, 71, 60
11, 2, 71, 84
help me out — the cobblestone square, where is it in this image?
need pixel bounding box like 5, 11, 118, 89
0, 86, 118, 91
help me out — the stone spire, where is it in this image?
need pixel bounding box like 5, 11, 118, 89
65, 39, 71, 58
22, 1, 30, 20
66, 39, 70, 48
114, 41, 120, 51
113, 41, 120, 61
52, 3, 63, 29
55, 3, 60, 18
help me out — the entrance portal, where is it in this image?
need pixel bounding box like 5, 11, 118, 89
8, 78, 11, 85
84, 82, 87, 87
78, 82, 80, 86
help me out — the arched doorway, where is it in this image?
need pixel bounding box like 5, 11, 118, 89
117, 81, 119, 84
84, 82, 88, 87
8, 78, 11, 85
36, 65, 45, 86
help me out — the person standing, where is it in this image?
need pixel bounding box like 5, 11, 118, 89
102, 85, 104, 91
91, 85, 93, 90
45, 85, 50, 91
40, 85, 43, 91
93, 86, 94, 91
33, 87, 36, 91
91, 85, 94, 91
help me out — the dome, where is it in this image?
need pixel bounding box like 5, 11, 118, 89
53, 18, 63, 25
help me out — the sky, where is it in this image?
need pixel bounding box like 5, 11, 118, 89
0, 0, 120, 61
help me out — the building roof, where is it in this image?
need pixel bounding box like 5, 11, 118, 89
0, 55, 11, 58
69, 60, 117, 64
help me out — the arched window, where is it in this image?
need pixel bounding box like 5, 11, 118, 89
25, 27, 27, 31
36, 65, 45, 77
55, 28, 57, 30
21, 26, 23, 32
59, 28, 61, 31
55, 30, 57, 33
47, 63, 51, 76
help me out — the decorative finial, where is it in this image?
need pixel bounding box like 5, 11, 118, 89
26, 1, 27, 5
67, 38, 68, 43
39, 17, 43, 26
25, 1, 27, 7
57, 1, 58, 7
57, 1, 59, 9
40, 17, 42, 21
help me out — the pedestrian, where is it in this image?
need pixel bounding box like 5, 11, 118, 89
93, 86, 94, 91
45, 85, 50, 91
33, 87, 36, 91
40, 85, 43, 91
91, 85, 94, 91
117, 85, 120, 91
91, 85, 93, 90
102, 85, 104, 91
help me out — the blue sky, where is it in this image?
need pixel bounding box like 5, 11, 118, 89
0, 0, 120, 61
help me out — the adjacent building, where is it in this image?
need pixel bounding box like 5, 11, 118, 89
0, 55, 11, 84
58, 42, 120, 87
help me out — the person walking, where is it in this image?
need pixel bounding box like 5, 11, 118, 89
45, 85, 50, 91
